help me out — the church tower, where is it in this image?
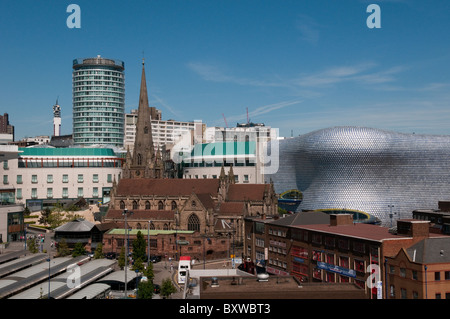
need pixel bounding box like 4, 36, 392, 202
123, 59, 163, 179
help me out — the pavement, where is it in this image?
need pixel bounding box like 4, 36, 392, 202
152, 259, 183, 299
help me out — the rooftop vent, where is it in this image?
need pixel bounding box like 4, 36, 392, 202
211, 277, 219, 287
257, 273, 269, 282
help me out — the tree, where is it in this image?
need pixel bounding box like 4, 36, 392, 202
72, 242, 86, 257
132, 231, 146, 262
137, 277, 154, 299
94, 243, 104, 259
118, 246, 125, 269
132, 257, 145, 272
39, 207, 52, 226
27, 238, 38, 253
160, 278, 177, 299
57, 238, 70, 257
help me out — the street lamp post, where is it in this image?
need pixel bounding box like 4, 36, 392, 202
122, 208, 133, 298
47, 257, 51, 299
147, 220, 152, 266
388, 204, 395, 227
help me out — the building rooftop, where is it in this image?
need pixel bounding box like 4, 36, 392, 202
18, 147, 117, 157
292, 223, 412, 242
199, 275, 365, 299
405, 237, 450, 263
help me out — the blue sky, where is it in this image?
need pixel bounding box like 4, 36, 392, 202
1, 0, 450, 140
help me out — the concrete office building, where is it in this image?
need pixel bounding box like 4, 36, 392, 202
0, 144, 24, 242
0, 147, 123, 211
72, 56, 125, 147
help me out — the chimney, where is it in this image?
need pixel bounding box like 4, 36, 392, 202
396, 220, 430, 238
330, 214, 353, 226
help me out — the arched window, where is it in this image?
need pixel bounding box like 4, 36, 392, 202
132, 200, 138, 210
171, 201, 177, 210
158, 201, 164, 210
137, 153, 142, 165
163, 223, 169, 230
136, 223, 142, 230
188, 214, 200, 232
120, 200, 125, 209
145, 201, 150, 210
150, 223, 155, 230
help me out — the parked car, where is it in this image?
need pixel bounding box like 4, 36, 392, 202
153, 284, 160, 294
150, 255, 161, 263
105, 252, 117, 260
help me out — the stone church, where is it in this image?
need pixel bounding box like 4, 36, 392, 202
103, 60, 278, 259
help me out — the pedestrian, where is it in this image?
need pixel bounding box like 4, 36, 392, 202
170, 263, 173, 273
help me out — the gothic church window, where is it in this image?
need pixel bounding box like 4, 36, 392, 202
188, 214, 200, 232
158, 200, 164, 210
120, 200, 125, 209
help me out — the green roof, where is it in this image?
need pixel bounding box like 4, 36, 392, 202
107, 229, 194, 236
19, 148, 117, 157
190, 141, 256, 157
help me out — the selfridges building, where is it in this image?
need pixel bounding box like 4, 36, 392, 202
265, 126, 450, 226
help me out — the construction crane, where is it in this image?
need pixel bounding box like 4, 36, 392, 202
222, 113, 228, 128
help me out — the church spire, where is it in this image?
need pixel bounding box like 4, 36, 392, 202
127, 59, 160, 178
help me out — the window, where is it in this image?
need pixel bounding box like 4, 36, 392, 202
62, 174, 69, 183
47, 174, 53, 183
158, 201, 164, 210
107, 174, 112, 183
401, 288, 407, 299
390, 285, 395, 298
62, 188, 68, 198
120, 200, 125, 209
435, 272, 441, 281
78, 174, 84, 183
78, 187, 83, 198
16, 175, 22, 184
188, 214, 200, 232
93, 174, 99, 183
16, 188, 22, 199
145, 201, 150, 210
400, 268, 406, 278
47, 188, 53, 199
445, 271, 450, 280
412, 270, 418, 280
31, 175, 38, 183
171, 201, 177, 210
31, 188, 37, 199
244, 175, 249, 182
3, 160, 8, 169
3, 175, 8, 184
93, 187, 98, 198
133, 200, 138, 210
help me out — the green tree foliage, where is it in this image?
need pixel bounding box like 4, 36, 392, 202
94, 243, 104, 259
27, 238, 38, 253
137, 278, 154, 299
57, 238, 70, 257
118, 246, 125, 269
132, 231, 146, 262
39, 207, 52, 226
132, 258, 145, 272
72, 242, 86, 257
160, 278, 177, 299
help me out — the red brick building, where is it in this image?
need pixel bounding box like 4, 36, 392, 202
245, 213, 448, 299
386, 236, 450, 299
